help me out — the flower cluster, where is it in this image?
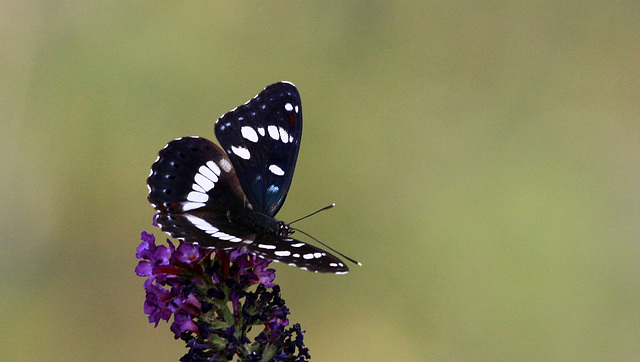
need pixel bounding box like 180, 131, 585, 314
136, 230, 310, 361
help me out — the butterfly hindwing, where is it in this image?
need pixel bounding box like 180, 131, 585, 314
155, 212, 256, 250
214, 82, 302, 216
246, 234, 348, 274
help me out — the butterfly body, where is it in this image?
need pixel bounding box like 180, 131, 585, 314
147, 82, 348, 273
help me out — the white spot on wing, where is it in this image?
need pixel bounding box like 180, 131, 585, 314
192, 183, 206, 193
185, 214, 219, 234
267, 125, 280, 140
257, 127, 265, 136
241, 126, 259, 142
258, 244, 276, 249
210, 230, 241, 240
269, 164, 285, 176
182, 202, 205, 211
284, 103, 293, 111
294, 105, 299, 113
205, 161, 221, 176
194, 173, 215, 191
231, 146, 251, 160
187, 191, 208, 203
303, 253, 315, 260
219, 158, 232, 172
275, 250, 291, 257
279, 127, 289, 143
291, 243, 305, 248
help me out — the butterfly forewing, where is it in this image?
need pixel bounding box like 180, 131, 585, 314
148, 136, 247, 214
147, 137, 254, 248
215, 82, 302, 217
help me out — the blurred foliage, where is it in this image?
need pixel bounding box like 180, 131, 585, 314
1, 1, 639, 361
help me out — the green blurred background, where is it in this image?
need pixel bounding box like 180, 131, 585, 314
2, 1, 639, 361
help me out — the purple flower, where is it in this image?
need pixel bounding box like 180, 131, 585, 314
236, 253, 276, 288
174, 242, 201, 264
171, 310, 199, 336
143, 282, 174, 326
136, 228, 309, 361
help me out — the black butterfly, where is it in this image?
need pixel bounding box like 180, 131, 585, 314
147, 82, 349, 273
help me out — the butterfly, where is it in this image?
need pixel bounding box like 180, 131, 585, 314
147, 82, 350, 273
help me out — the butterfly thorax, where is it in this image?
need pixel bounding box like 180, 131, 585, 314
235, 209, 292, 237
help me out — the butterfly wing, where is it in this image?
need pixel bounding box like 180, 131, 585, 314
147, 137, 255, 248
246, 233, 349, 274
214, 81, 302, 217
154, 213, 254, 250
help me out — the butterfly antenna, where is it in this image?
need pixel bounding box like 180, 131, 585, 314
288, 203, 336, 225
288, 203, 362, 266
291, 227, 362, 266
